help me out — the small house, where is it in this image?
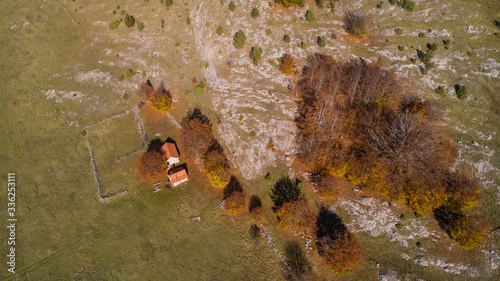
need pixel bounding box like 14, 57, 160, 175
161, 141, 180, 166
168, 166, 189, 187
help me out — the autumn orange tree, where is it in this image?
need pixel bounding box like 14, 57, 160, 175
138, 81, 172, 112
315, 174, 342, 201
204, 149, 231, 188
137, 151, 166, 179
280, 53, 295, 74
224, 191, 245, 215
316, 206, 362, 274
276, 200, 316, 234
149, 83, 172, 112
181, 108, 214, 158
294, 53, 481, 215
448, 214, 489, 249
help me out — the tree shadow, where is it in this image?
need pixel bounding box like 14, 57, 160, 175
433, 207, 462, 234
223, 176, 243, 199
147, 138, 164, 153
184, 107, 212, 126
316, 205, 347, 240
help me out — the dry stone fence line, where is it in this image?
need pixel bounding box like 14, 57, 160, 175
83, 103, 147, 202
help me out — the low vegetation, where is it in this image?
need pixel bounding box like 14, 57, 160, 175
344, 10, 369, 37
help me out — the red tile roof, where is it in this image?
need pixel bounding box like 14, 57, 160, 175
161, 142, 179, 160
168, 167, 188, 184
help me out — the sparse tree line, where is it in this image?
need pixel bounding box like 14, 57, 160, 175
294, 54, 488, 250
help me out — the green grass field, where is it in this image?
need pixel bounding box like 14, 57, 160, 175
1, 0, 499, 280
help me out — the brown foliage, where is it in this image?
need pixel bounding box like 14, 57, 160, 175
181, 113, 214, 158
250, 207, 264, 221
138, 81, 154, 99
344, 10, 370, 38
316, 174, 342, 201
317, 230, 363, 272
280, 53, 295, 74
138, 151, 166, 179
276, 200, 316, 234
295, 54, 473, 214
224, 191, 245, 215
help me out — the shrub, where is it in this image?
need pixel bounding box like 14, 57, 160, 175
186, 17, 191, 24
331, 33, 337, 39
118, 74, 125, 81
249, 130, 257, 137
456, 85, 468, 100
448, 215, 488, 249
120, 10, 126, 15
398, 45, 404, 51
495, 20, 500, 27
249, 194, 262, 212
299, 0, 305, 7
270, 176, 305, 211
396, 223, 404, 230
205, 150, 231, 188
466, 51, 475, 57
285, 241, 311, 276
316, 0, 324, 8
249, 47, 263, 65
443, 39, 450, 46
317, 36, 326, 47
427, 42, 438, 52
419, 32, 426, 38
344, 10, 369, 37
376, 2, 383, 8
194, 85, 204, 96
402, 0, 415, 11
137, 21, 145, 31
161, 19, 165, 28
276, 0, 302, 8
124, 69, 136, 79
389, 0, 397, 4
435, 86, 445, 95
149, 85, 172, 112
109, 20, 120, 30
216, 25, 223, 35
400, 214, 407, 221
233, 30, 246, 49
395, 27, 403, 35
416, 241, 423, 248
298, 41, 307, 49
228, 0, 236, 11
316, 174, 341, 201
251, 7, 259, 18
250, 207, 264, 221
265, 172, 272, 182
138, 151, 166, 179
283, 34, 291, 43
276, 200, 316, 234
265, 29, 272, 36
305, 10, 316, 22
224, 191, 245, 215
124, 14, 135, 28
164, 0, 173, 7
249, 224, 261, 238
280, 53, 295, 74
